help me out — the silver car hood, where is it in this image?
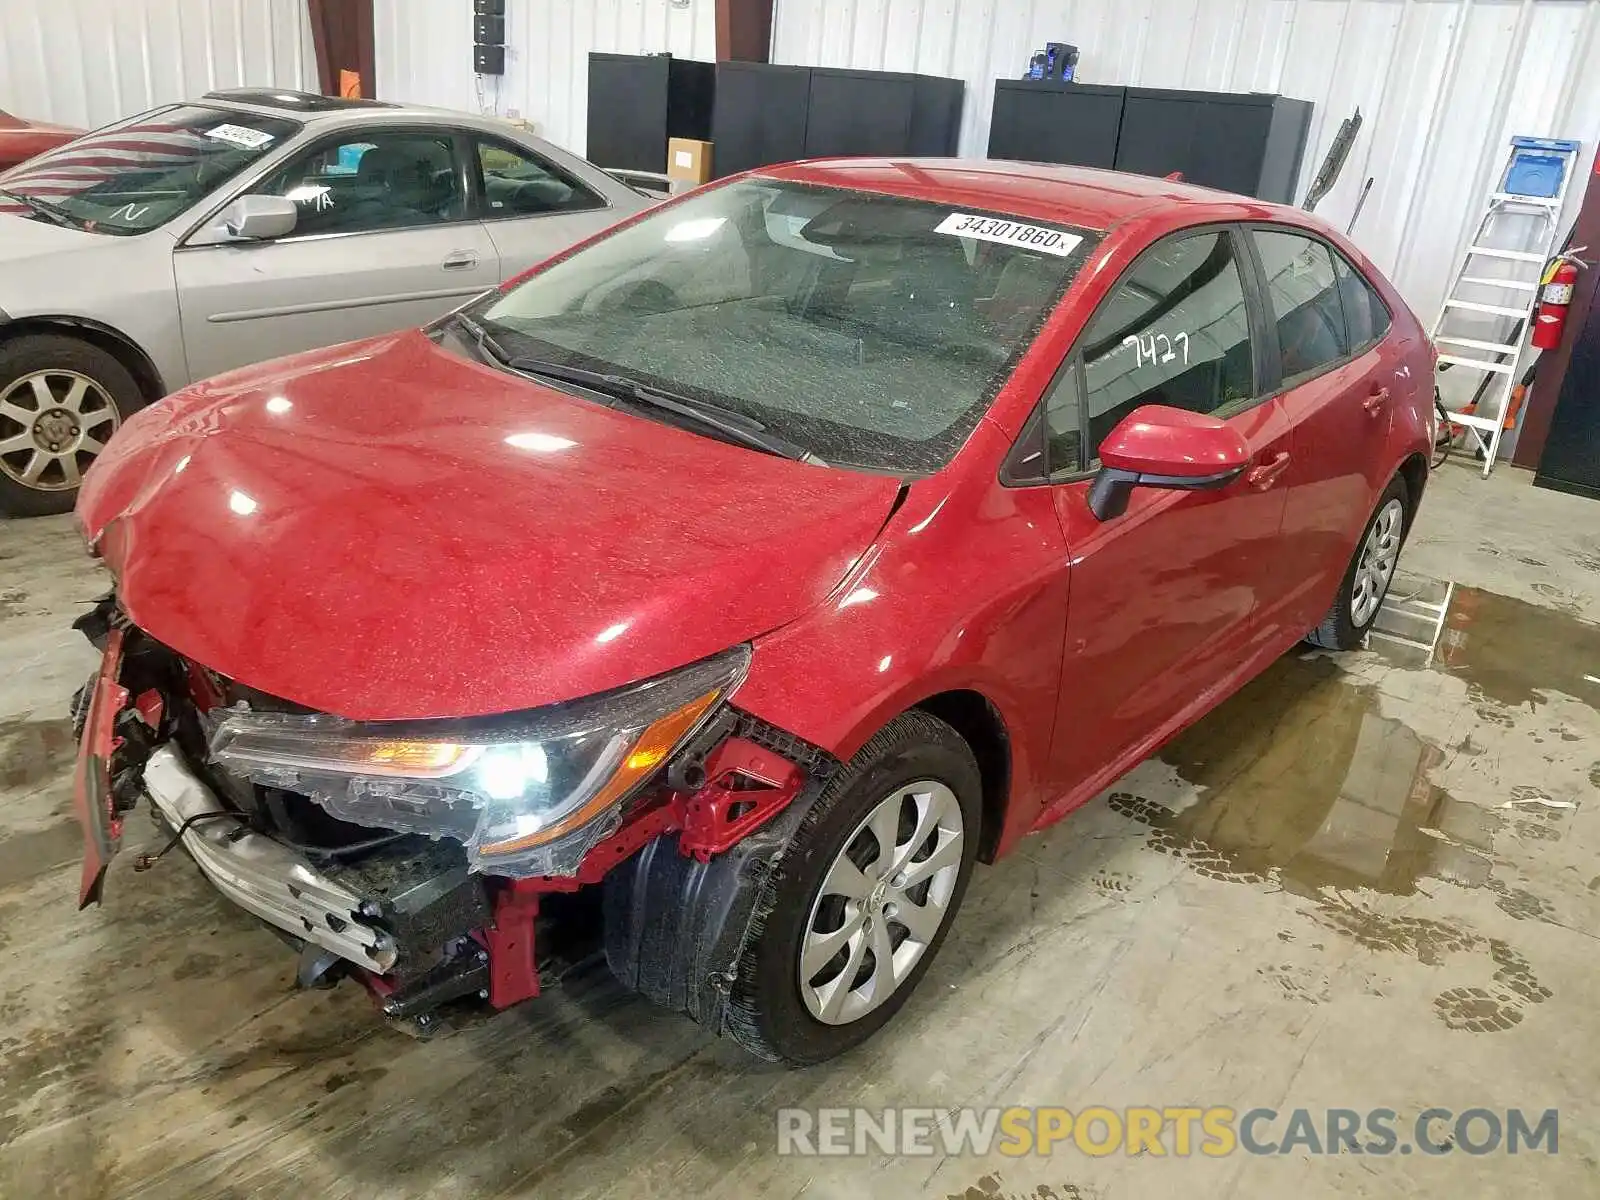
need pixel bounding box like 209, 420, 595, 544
0, 211, 103, 261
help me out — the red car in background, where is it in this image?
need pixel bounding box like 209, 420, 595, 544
69, 160, 1433, 1065
0, 109, 81, 171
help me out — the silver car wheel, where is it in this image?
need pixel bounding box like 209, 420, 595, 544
0, 369, 120, 492
1350, 497, 1404, 627
799, 779, 964, 1026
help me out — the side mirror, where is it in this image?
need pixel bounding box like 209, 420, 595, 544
1087, 405, 1251, 521
210, 194, 298, 242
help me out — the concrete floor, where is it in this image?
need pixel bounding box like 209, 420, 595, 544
2, 458, 1598, 1199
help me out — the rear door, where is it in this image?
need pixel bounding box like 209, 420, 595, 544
173, 125, 499, 381
468, 133, 627, 278
1043, 226, 1296, 787
1245, 226, 1402, 631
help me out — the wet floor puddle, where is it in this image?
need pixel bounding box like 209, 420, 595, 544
1110, 583, 1596, 898
1105, 583, 1597, 1030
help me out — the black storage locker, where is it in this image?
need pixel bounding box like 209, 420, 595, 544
586, 53, 714, 174
712, 62, 811, 177
709, 62, 964, 177
1118, 88, 1311, 203
803, 69, 918, 158
1534, 298, 1600, 500
987, 80, 1124, 169
985, 82, 1311, 202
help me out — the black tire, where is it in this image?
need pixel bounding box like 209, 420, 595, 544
723, 710, 982, 1065
0, 334, 143, 518
1306, 474, 1411, 651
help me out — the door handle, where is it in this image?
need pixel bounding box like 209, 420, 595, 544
1362, 386, 1391, 415
1245, 451, 1292, 491
442, 250, 479, 271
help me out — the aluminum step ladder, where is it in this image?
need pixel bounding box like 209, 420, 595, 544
1431, 135, 1581, 477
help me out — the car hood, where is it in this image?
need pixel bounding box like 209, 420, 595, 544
0, 211, 106, 263
77, 330, 903, 720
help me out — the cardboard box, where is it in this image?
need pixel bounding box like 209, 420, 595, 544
667, 137, 714, 185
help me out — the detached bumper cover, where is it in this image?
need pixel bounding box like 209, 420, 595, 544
142, 746, 398, 972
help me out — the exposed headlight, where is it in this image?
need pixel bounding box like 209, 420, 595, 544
209, 647, 749, 877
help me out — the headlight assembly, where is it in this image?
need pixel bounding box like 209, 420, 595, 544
209, 647, 749, 877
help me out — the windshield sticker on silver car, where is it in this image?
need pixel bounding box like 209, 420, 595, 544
933, 213, 1083, 257
206, 123, 275, 150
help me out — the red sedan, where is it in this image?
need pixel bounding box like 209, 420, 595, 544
71, 160, 1432, 1064
0, 109, 81, 171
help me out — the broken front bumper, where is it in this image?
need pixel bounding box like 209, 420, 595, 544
142, 746, 399, 972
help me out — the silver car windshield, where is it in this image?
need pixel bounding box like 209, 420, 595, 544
475, 180, 1098, 474
0, 104, 299, 236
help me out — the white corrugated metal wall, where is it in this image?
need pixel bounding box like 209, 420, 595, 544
0, 0, 315, 129
772, 0, 1600, 328
374, 0, 717, 157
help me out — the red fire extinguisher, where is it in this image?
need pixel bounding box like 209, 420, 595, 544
1531, 252, 1585, 350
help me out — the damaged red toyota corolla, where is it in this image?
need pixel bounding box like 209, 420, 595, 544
70, 160, 1434, 1064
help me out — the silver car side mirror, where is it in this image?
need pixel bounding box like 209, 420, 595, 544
220, 194, 298, 242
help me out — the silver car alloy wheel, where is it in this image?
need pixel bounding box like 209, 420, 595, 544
799, 778, 964, 1025
1350, 497, 1405, 627
0, 369, 120, 492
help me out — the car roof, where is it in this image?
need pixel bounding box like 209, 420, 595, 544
195, 90, 523, 135
754, 158, 1281, 234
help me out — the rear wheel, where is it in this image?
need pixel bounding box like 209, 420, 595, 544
724, 711, 981, 1064
0, 335, 140, 518
1306, 475, 1410, 651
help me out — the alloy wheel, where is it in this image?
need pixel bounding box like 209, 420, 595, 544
799, 779, 965, 1025
0, 369, 120, 492
1351, 497, 1405, 627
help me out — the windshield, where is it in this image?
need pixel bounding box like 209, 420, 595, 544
474, 180, 1098, 473
0, 104, 299, 235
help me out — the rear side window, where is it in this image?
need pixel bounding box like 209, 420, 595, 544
1254, 230, 1348, 383
1332, 250, 1392, 351
1049, 229, 1257, 466
475, 137, 606, 217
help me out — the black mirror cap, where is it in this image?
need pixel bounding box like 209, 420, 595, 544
1086, 464, 1246, 521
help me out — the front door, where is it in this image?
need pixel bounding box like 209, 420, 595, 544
1248, 228, 1406, 630
1042, 227, 1295, 798
174, 128, 500, 382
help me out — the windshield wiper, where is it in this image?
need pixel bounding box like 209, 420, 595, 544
500, 349, 827, 466
0, 189, 83, 229
451, 311, 512, 364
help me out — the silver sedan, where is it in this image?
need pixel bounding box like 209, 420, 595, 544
0, 88, 652, 516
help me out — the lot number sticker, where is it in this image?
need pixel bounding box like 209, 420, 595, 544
934, 212, 1083, 257
206, 123, 275, 150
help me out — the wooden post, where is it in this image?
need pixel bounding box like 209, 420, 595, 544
306, 0, 376, 99
716, 0, 775, 63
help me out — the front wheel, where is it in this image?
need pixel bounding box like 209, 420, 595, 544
0, 334, 140, 518
723, 711, 981, 1064
1306, 475, 1410, 650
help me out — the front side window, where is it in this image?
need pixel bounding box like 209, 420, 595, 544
476, 138, 605, 216
0, 105, 299, 235
259, 131, 465, 236
1049, 229, 1257, 465
473, 180, 1099, 473
1254, 230, 1348, 383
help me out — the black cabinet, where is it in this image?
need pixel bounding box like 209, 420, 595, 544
988, 80, 1124, 169
712, 62, 811, 177
1120, 88, 1311, 202
986, 82, 1312, 203
586, 53, 714, 174
711, 63, 964, 177
1534, 298, 1600, 500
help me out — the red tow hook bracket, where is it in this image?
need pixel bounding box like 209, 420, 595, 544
677, 737, 807, 862
483, 887, 541, 1008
